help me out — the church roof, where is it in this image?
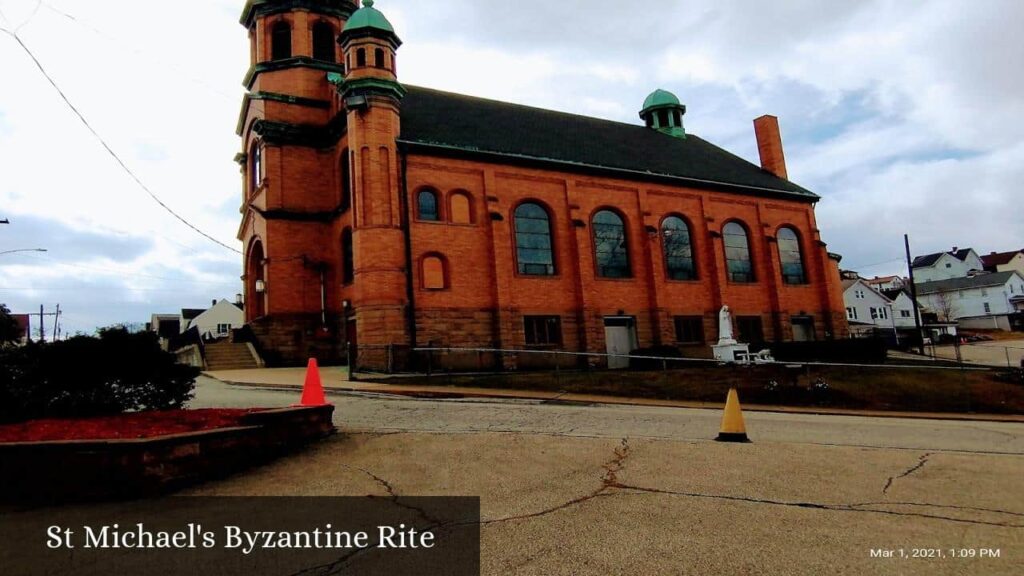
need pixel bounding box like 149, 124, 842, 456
397, 86, 817, 201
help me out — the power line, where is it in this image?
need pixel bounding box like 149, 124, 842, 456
0, 21, 242, 255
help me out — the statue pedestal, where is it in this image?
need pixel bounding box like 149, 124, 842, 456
713, 343, 750, 363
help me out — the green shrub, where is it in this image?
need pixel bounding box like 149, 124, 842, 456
0, 328, 199, 424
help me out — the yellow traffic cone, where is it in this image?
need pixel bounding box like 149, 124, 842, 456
716, 387, 750, 442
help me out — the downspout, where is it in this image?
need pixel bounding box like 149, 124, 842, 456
399, 147, 418, 350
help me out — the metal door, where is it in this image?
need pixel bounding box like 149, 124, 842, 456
604, 317, 637, 369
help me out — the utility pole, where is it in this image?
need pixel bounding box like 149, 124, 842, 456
36, 305, 59, 343
52, 304, 61, 341
904, 234, 926, 355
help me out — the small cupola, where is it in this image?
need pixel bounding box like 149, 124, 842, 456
342, 0, 400, 42
640, 89, 687, 139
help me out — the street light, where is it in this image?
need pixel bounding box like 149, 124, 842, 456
0, 248, 47, 256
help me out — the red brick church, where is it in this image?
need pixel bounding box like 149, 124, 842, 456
236, 0, 849, 368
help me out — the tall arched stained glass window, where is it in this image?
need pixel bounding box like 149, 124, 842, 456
662, 216, 695, 280
778, 226, 806, 284
593, 210, 631, 278
723, 221, 754, 283
514, 203, 555, 276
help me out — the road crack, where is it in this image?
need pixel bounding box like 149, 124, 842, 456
480, 437, 631, 525
339, 463, 443, 527
883, 452, 933, 494
606, 484, 1022, 528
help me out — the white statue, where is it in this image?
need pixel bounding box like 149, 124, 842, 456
717, 305, 736, 345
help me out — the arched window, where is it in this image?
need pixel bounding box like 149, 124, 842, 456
450, 192, 472, 224
778, 226, 806, 284
340, 149, 351, 213
417, 189, 439, 221
341, 228, 354, 284
374, 48, 385, 69
593, 210, 631, 278
514, 202, 555, 276
250, 143, 262, 194
247, 240, 265, 319
312, 22, 336, 62
271, 21, 292, 60
723, 221, 754, 283
356, 48, 366, 67
662, 216, 696, 280
422, 254, 447, 290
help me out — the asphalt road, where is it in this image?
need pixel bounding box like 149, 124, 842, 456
191, 376, 1024, 455
187, 377, 1024, 575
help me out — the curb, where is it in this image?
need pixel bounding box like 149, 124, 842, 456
209, 377, 1024, 424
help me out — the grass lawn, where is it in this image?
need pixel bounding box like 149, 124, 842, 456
371, 364, 1024, 414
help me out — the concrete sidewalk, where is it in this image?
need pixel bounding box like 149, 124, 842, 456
203, 367, 1024, 422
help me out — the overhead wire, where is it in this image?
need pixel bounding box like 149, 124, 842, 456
0, 6, 242, 255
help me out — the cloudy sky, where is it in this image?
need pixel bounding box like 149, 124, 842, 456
1, 0, 1021, 337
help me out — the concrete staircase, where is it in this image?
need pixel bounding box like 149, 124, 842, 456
204, 340, 260, 371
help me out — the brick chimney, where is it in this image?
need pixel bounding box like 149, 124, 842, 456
753, 115, 788, 180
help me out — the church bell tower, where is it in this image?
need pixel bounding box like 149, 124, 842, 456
237, 1, 358, 364
335, 0, 411, 368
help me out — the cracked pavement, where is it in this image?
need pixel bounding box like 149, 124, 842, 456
189, 377, 1024, 574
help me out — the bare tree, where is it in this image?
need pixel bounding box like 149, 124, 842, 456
931, 291, 959, 322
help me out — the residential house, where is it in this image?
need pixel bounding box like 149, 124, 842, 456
879, 289, 921, 328
916, 271, 1024, 331
842, 279, 900, 336
864, 275, 905, 291
911, 248, 985, 282
981, 250, 1024, 275
183, 299, 244, 340
11, 314, 31, 345
147, 314, 181, 350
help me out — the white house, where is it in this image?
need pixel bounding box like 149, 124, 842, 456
916, 271, 1024, 331
183, 299, 244, 340
912, 248, 985, 282
879, 289, 923, 328
842, 279, 900, 335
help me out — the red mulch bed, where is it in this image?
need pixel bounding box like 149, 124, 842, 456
0, 409, 268, 442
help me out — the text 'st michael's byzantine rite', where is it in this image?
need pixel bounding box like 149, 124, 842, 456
47, 523, 436, 555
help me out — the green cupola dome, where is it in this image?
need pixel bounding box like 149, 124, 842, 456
640, 88, 687, 139
343, 0, 395, 35
642, 89, 680, 111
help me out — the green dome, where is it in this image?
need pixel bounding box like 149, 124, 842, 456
642, 89, 681, 111
343, 0, 395, 34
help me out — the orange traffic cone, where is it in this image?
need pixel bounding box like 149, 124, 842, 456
715, 387, 749, 442
299, 358, 328, 406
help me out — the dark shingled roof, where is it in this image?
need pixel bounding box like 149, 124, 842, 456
398, 86, 817, 201
912, 248, 975, 268
181, 309, 205, 321
915, 271, 1020, 295
880, 288, 909, 301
